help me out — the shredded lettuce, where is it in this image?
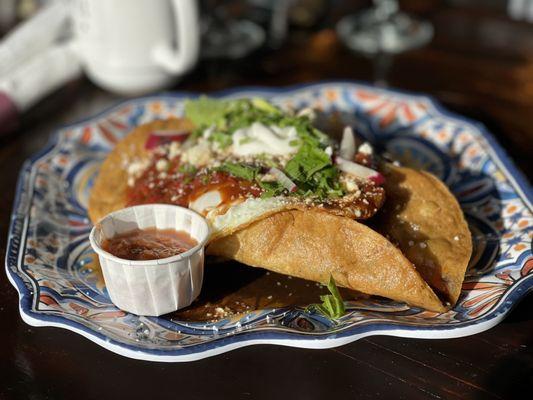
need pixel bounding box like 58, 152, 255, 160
184, 96, 228, 127
251, 98, 282, 115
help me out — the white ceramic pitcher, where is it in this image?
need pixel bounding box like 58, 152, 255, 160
71, 0, 199, 95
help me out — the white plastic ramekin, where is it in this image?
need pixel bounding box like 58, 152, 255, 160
89, 204, 210, 316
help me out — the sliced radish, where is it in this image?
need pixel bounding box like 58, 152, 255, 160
339, 126, 356, 160
268, 167, 298, 192
145, 129, 190, 150
335, 156, 385, 185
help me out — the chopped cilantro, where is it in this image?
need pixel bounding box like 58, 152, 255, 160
285, 144, 331, 182
199, 174, 210, 185
283, 144, 343, 198
258, 180, 286, 198
218, 162, 259, 181
306, 276, 346, 319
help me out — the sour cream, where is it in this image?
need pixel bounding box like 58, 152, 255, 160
231, 122, 299, 156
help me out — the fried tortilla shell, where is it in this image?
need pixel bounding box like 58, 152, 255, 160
89, 119, 470, 311
372, 164, 472, 305
88, 118, 194, 223
207, 209, 446, 312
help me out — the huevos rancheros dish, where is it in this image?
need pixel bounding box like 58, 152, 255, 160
88, 97, 472, 313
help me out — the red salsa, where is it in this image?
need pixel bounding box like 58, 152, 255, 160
102, 227, 198, 261
126, 156, 261, 208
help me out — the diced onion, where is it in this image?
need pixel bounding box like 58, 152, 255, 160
340, 126, 356, 160
268, 167, 298, 192
335, 156, 385, 185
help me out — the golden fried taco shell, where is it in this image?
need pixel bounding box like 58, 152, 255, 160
207, 210, 446, 312
372, 164, 472, 305
88, 118, 194, 223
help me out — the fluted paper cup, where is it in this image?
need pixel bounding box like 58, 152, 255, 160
89, 204, 210, 316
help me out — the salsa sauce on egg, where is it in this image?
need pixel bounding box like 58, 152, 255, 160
126, 154, 263, 214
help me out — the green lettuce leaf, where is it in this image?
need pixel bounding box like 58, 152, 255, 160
184, 96, 228, 127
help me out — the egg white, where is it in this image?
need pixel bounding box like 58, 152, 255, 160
189, 191, 291, 239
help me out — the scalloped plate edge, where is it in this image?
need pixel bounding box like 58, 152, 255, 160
5, 81, 533, 361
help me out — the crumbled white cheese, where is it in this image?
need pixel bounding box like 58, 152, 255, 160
155, 159, 169, 171
181, 139, 213, 167
168, 141, 181, 159
214, 307, 228, 318
358, 142, 373, 155
126, 159, 149, 177
345, 179, 358, 192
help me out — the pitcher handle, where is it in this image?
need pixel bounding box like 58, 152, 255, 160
152, 0, 200, 75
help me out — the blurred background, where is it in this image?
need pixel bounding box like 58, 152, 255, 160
0, 0, 532, 173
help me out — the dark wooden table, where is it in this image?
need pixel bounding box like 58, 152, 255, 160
1, 4, 532, 400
